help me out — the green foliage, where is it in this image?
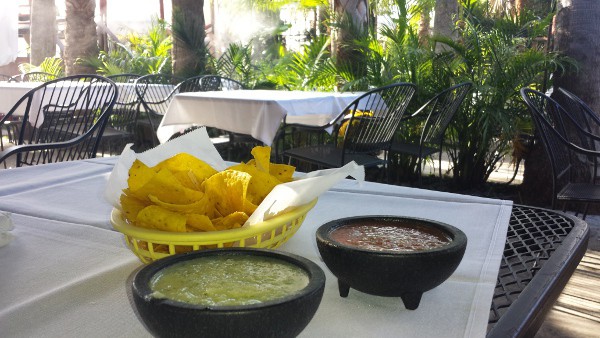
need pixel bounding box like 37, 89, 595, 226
209, 42, 257, 88
433, 2, 574, 188
83, 17, 172, 75
18, 57, 64, 76
76, 0, 569, 189
269, 35, 337, 91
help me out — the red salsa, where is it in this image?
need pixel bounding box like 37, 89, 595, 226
330, 220, 451, 252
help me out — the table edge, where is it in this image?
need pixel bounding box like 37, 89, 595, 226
487, 205, 590, 338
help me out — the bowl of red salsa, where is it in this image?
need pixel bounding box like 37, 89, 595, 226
315, 216, 467, 310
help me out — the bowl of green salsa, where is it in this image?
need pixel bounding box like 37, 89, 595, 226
131, 248, 326, 338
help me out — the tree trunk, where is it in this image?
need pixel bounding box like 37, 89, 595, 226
331, 0, 369, 85
418, 7, 431, 45
522, 0, 600, 207
64, 0, 98, 75
433, 0, 459, 52
30, 0, 56, 65
171, 0, 206, 77
553, 0, 600, 114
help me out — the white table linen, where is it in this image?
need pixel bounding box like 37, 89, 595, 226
0, 82, 40, 116
0, 157, 512, 337
0, 1, 18, 66
156, 90, 363, 145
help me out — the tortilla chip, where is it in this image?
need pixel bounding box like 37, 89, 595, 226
213, 211, 249, 230
148, 193, 209, 215
136, 205, 187, 232
202, 170, 252, 217
268, 163, 295, 182
251, 146, 271, 172
155, 153, 217, 188
130, 168, 204, 204
120, 192, 148, 222
228, 163, 281, 204
127, 160, 158, 192
186, 214, 217, 232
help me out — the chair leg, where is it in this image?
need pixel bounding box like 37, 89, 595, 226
438, 152, 442, 179
417, 157, 423, 186
582, 203, 589, 220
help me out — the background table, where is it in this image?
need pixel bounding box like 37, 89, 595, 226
156, 90, 363, 145
0, 157, 588, 337
0, 82, 39, 116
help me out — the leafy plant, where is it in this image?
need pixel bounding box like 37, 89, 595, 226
18, 57, 64, 76
83, 17, 172, 75
434, 3, 574, 188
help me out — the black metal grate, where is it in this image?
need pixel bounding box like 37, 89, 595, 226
487, 205, 574, 332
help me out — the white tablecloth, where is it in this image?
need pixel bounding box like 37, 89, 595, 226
157, 90, 363, 145
0, 1, 18, 66
0, 82, 137, 128
0, 157, 512, 337
0, 82, 40, 116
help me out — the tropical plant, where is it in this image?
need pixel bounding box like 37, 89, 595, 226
83, 17, 172, 76
171, 4, 210, 77
208, 42, 256, 87
433, 2, 574, 188
18, 56, 64, 76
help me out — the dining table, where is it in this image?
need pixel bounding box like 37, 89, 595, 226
0, 82, 41, 117
0, 156, 589, 338
156, 89, 364, 145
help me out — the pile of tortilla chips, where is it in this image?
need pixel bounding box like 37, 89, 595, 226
119, 146, 295, 233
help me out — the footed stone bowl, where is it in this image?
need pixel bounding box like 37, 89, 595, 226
316, 216, 467, 310
131, 248, 326, 338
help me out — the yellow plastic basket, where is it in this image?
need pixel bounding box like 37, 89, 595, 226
111, 199, 318, 264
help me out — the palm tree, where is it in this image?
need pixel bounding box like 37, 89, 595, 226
171, 0, 207, 77
64, 0, 98, 75
433, 0, 458, 51
30, 0, 57, 65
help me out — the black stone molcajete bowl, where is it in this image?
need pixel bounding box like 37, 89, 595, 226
316, 216, 467, 310
131, 248, 326, 338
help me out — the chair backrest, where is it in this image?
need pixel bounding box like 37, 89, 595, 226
107, 74, 141, 131
0, 75, 117, 167
197, 75, 244, 91
134, 74, 181, 130
556, 87, 600, 149
11, 72, 57, 82
418, 82, 472, 146
337, 82, 416, 156
520, 88, 596, 196
177, 75, 207, 93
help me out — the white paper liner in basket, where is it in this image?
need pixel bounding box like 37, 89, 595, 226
104, 127, 364, 226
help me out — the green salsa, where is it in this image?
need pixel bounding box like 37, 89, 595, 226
150, 255, 310, 306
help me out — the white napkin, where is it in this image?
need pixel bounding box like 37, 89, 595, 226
104, 127, 364, 226
0, 212, 14, 247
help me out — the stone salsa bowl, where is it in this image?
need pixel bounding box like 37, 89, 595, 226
315, 216, 467, 310
131, 248, 326, 338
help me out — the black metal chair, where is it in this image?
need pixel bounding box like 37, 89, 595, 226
195, 75, 244, 91
174, 75, 204, 93
134, 74, 183, 149
166, 75, 249, 159
0, 75, 118, 167
388, 82, 472, 183
10, 72, 57, 82
97, 74, 142, 154
520, 87, 600, 219
283, 83, 417, 176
